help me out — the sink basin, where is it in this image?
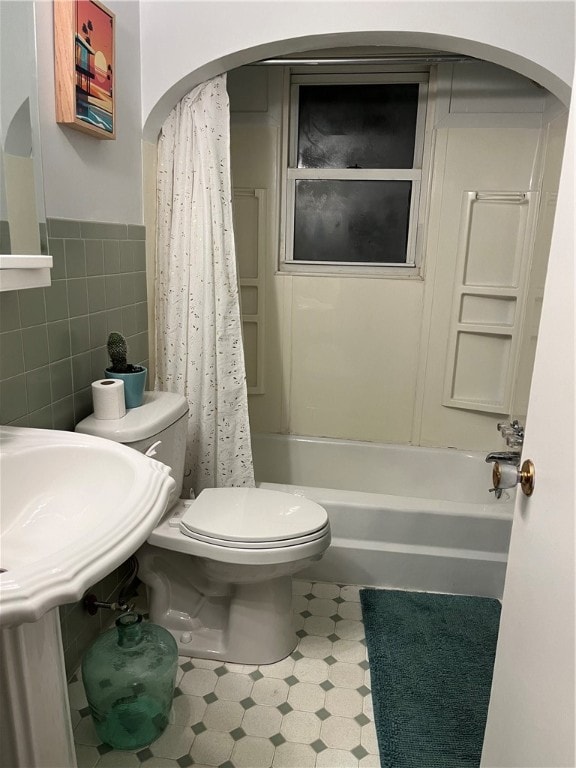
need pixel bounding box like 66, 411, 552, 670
0, 426, 176, 628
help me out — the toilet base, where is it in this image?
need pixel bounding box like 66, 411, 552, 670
137, 544, 297, 664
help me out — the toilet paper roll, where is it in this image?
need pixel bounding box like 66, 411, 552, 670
493, 461, 519, 490
92, 379, 126, 420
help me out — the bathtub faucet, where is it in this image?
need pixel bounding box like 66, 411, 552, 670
485, 451, 521, 465
485, 450, 521, 499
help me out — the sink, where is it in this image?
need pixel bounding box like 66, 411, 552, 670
0, 426, 176, 767
0, 425, 175, 627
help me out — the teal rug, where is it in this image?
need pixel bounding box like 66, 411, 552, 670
360, 589, 501, 768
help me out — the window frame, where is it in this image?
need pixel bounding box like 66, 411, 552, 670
279, 67, 433, 277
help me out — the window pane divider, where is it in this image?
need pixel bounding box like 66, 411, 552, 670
287, 260, 417, 268
291, 72, 430, 85
287, 168, 421, 181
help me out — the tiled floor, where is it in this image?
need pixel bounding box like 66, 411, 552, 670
70, 580, 380, 768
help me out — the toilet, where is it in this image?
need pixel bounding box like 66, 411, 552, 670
76, 391, 331, 664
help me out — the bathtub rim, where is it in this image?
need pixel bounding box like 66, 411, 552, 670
252, 431, 494, 461
257, 481, 515, 521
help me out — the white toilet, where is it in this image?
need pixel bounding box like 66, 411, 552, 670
76, 391, 331, 664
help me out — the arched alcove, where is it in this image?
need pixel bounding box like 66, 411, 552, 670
144, 25, 570, 450
143, 29, 571, 141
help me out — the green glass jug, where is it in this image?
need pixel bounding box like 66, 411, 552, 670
81, 612, 178, 750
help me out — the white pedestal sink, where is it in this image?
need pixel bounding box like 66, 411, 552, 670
0, 426, 176, 768
1, 608, 76, 767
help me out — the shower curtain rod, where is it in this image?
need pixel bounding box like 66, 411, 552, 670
251, 55, 476, 66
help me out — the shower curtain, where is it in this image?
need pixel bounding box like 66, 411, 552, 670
155, 75, 255, 493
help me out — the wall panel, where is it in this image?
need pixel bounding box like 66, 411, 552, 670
442, 191, 537, 415
417, 119, 543, 449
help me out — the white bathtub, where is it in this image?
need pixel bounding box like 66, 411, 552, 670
251, 434, 514, 598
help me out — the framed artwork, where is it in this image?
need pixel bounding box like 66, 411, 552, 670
54, 0, 116, 139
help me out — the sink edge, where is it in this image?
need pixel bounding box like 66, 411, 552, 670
0, 427, 176, 628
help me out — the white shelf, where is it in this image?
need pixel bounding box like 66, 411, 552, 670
0, 253, 52, 292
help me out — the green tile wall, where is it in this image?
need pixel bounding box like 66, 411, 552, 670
0, 218, 149, 429
0, 217, 149, 675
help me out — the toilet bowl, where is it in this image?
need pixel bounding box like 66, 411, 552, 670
76, 392, 331, 663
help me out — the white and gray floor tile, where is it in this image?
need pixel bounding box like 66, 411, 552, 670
70, 580, 379, 768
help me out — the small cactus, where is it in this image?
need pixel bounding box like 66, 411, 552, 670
107, 332, 138, 373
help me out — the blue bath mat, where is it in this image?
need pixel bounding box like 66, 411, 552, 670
360, 589, 501, 768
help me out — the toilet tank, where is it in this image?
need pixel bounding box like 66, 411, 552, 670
76, 391, 189, 507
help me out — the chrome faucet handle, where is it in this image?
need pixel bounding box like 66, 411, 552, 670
485, 450, 521, 464
497, 420, 525, 447
498, 422, 515, 438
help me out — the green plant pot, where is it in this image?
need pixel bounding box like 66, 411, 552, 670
105, 366, 147, 409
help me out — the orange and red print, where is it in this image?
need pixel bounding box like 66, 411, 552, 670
54, 0, 115, 139
74, 0, 114, 134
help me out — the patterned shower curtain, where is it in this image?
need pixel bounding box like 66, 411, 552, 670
155, 75, 254, 493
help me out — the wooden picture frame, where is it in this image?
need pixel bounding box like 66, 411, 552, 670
54, 0, 116, 139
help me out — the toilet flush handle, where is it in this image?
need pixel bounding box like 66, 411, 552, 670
145, 441, 162, 458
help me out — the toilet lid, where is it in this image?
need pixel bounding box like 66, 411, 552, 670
179, 487, 328, 544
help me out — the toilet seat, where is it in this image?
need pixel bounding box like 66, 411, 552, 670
148, 499, 331, 566
179, 487, 329, 546
180, 521, 330, 549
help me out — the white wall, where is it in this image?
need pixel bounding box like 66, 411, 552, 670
140, 0, 574, 138
512, 104, 569, 421
1, 2, 36, 146
34, 0, 143, 223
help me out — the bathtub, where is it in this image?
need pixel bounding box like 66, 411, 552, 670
251, 434, 514, 598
